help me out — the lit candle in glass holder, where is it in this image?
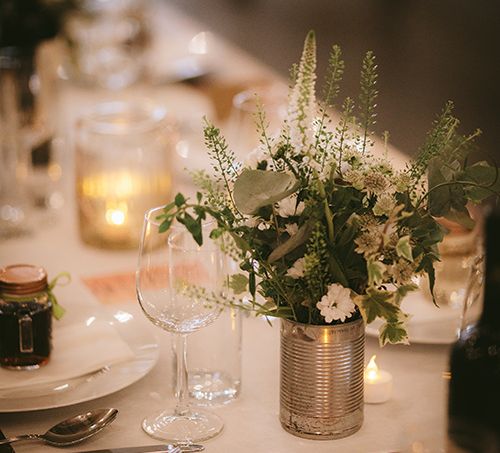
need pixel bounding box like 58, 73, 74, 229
364, 355, 393, 404
76, 101, 175, 249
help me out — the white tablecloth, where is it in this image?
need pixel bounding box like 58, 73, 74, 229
0, 166, 450, 451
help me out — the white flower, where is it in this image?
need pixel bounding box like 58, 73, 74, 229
286, 257, 305, 279
287, 34, 317, 152
316, 283, 356, 323
344, 169, 364, 190
244, 144, 270, 169
257, 222, 270, 231
285, 223, 299, 236
276, 196, 304, 217
373, 193, 396, 217
354, 230, 382, 256
363, 172, 388, 196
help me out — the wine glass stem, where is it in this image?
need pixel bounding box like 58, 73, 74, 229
174, 333, 189, 416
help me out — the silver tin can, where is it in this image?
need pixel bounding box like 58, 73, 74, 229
279, 317, 365, 439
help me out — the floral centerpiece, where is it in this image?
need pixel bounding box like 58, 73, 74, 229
158, 31, 498, 347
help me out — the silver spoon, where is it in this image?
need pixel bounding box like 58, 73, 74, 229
0, 408, 118, 447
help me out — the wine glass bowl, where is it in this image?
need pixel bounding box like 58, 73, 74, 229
136, 206, 224, 443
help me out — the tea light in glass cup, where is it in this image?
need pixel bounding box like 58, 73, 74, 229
364, 355, 393, 404
75, 101, 175, 249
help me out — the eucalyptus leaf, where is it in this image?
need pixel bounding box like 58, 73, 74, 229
268, 222, 313, 262
233, 169, 299, 214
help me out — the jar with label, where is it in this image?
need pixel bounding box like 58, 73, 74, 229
0, 264, 52, 369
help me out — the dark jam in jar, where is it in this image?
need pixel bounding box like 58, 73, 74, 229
0, 264, 52, 369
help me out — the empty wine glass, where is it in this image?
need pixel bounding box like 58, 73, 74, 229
227, 83, 287, 161
136, 206, 224, 443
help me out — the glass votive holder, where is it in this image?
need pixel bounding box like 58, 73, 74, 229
420, 214, 484, 338
75, 100, 174, 249
186, 307, 242, 406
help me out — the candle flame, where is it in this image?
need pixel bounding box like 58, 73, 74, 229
105, 202, 128, 226
365, 354, 379, 381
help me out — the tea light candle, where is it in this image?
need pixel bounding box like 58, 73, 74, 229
77, 170, 171, 249
364, 355, 393, 404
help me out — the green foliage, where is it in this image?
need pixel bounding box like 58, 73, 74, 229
379, 321, 409, 347
233, 169, 299, 214
357, 287, 400, 324
229, 274, 248, 295
303, 225, 330, 305
396, 236, 413, 262
156, 32, 498, 346
358, 51, 378, 153
322, 45, 344, 107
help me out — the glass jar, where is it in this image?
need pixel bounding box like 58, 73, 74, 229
0, 264, 52, 369
75, 100, 175, 249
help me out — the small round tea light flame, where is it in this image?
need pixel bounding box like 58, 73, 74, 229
364, 354, 393, 404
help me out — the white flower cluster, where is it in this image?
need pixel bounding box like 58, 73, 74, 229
316, 283, 356, 323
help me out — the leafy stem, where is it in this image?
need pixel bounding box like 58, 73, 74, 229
416, 180, 500, 210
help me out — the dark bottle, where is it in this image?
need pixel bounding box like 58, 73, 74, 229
0, 264, 52, 369
448, 211, 500, 452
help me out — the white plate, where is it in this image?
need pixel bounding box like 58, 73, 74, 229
366, 291, 462, 345
0, 308, 159, 413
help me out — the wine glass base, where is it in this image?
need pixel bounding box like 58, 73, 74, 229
142, 408, 223, 443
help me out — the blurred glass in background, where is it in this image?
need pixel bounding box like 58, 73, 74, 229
227, 83, 287, 161
62, 0, 150, 90
0, 0, 66, 237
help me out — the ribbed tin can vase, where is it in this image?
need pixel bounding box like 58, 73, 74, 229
279, 317, 365, 439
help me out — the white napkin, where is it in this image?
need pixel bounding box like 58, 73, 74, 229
0, 318, 135, 391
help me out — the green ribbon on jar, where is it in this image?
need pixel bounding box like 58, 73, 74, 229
47, 272, 71, 320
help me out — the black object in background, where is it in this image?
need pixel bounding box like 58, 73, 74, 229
0, 429, 15, 453
448, 209, 500, 452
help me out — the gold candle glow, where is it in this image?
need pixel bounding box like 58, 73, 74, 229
75, 101, 174, 249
